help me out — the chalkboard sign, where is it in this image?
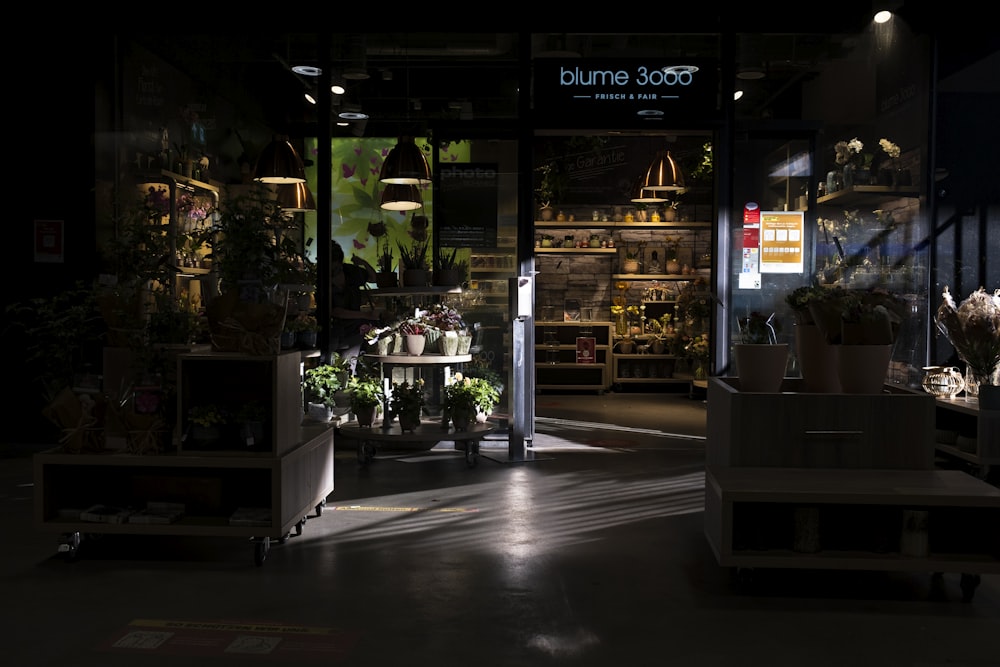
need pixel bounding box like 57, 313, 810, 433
437, 163, 498, 247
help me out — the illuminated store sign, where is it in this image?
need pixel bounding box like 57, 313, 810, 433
533, 58, 718, 126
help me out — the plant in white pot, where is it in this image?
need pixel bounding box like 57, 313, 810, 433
734, 310, 788, 393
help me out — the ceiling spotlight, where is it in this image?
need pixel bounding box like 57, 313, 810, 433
338, 104, 368, 120
734, 90, 744, 101
343, 67, 369, 80
874, 9, 892, 23
304, 92, 316, 105
292, 65, 321, 77
331, 73, 346, 96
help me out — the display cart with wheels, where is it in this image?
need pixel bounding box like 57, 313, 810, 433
339, 420, 496, 468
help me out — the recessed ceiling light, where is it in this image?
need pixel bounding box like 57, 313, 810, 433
874, 10, 892, 23
338, 105, 368, 120
292, 65, 322, 77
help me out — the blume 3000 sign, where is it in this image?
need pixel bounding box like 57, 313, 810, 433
559, 64, 699, 87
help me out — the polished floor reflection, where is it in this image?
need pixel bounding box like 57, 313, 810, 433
2, 392, 998, 666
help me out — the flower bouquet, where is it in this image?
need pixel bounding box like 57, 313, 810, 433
934, 286, 1000, 397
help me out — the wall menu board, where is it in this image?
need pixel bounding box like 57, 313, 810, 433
437, 163, 498, 248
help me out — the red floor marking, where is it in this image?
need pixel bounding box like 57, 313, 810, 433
98, 619, 360, 662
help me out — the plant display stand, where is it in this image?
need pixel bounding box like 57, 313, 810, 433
34, 351, 335, 567
339, 420, 496, 467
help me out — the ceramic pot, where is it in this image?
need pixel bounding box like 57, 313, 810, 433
398, 411, 421, 432
439, 335, 460, 357
456, 335, 473, 355
794, 323, 841, 393
354, 404, 377, 428
401, 268, 428, 287
405, 334, 426, 356
734, 343, 789, 393
623, 259, 640, 274
837, 344, 892, 394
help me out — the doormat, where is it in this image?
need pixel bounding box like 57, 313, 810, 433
99, 619, 359, 662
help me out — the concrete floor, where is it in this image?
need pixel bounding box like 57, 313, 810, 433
2, 391, 999, 666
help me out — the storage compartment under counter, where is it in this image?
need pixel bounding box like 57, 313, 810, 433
707, 377, 936, 470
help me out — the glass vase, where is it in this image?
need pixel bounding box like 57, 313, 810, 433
964, 365, 1000, 399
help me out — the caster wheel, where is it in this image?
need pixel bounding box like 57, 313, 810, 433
960, 573, 981, 602
466, 448, 478, 468
278, 532, 290, 545
315, 500, 325, 517
253, 537, 270, 567
295, 519, 306, 536
57, 532, 82, 560
357, 443, 374, 465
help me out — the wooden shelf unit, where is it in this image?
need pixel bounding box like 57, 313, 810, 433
703, 377, 1000, 600
34, 350, 335, 566
534, 321, 612, 393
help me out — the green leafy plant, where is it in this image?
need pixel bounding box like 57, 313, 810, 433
304, 364, 344, 408
389, 379, 426, 417
397, 238, 430, 271
444, 373, 500, 416
347, 374, 385, 413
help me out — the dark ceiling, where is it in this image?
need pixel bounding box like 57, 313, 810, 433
129, 21, 997, 142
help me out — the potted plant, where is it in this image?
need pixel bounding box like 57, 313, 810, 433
389, 378, 426, 432
203, 186, 287, 354
303, 363, 344, 421
785, 284, 841, 392
186, 404, 228, 446
434, 247, 467, 287
443, 373, 500, 430
292, 313, 320, 349
734, 310, 788, 393
374, 236, 397, 288
397, 238, 430, 287
346, 374, 385, 427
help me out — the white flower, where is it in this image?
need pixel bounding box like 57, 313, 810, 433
879, 138, 901, 159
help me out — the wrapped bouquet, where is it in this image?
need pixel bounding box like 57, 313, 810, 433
935, 286, 1000, 395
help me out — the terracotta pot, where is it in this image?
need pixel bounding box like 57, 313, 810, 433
401, 268, 428, 287
734, 343, 789, 393
354, 404, 377, 428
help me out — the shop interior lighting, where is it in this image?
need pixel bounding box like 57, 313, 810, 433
338, 104, 369, 120
874, 9, 892, 23
276, 182, 316, 212
253, 135, 307, 184
640, 150, 685, 192
380, 183, 423, 211
379, 136, 432, 185
630, 182, 667, 204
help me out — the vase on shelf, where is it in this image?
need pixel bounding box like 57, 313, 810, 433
666, 258, 681, 274
457, 334, 473, 355
623, 258, 640, 274
921, 366, 965, 398
401, 268, 428, 287
963, 364, 1000, 399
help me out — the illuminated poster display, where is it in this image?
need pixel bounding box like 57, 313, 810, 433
738, 202, 761, 289
760, 211, 804, 274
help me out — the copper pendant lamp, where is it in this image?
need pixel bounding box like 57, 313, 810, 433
379, 136, 432, 185
276, 182, 316, 212
380, 183, 423, 211
253, 135, 307, 184
630, 176, 667, 203
641, 150, 685, 192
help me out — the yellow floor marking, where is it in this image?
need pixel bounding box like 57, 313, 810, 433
332, 505, 478, 513
129, 619, 335, 635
